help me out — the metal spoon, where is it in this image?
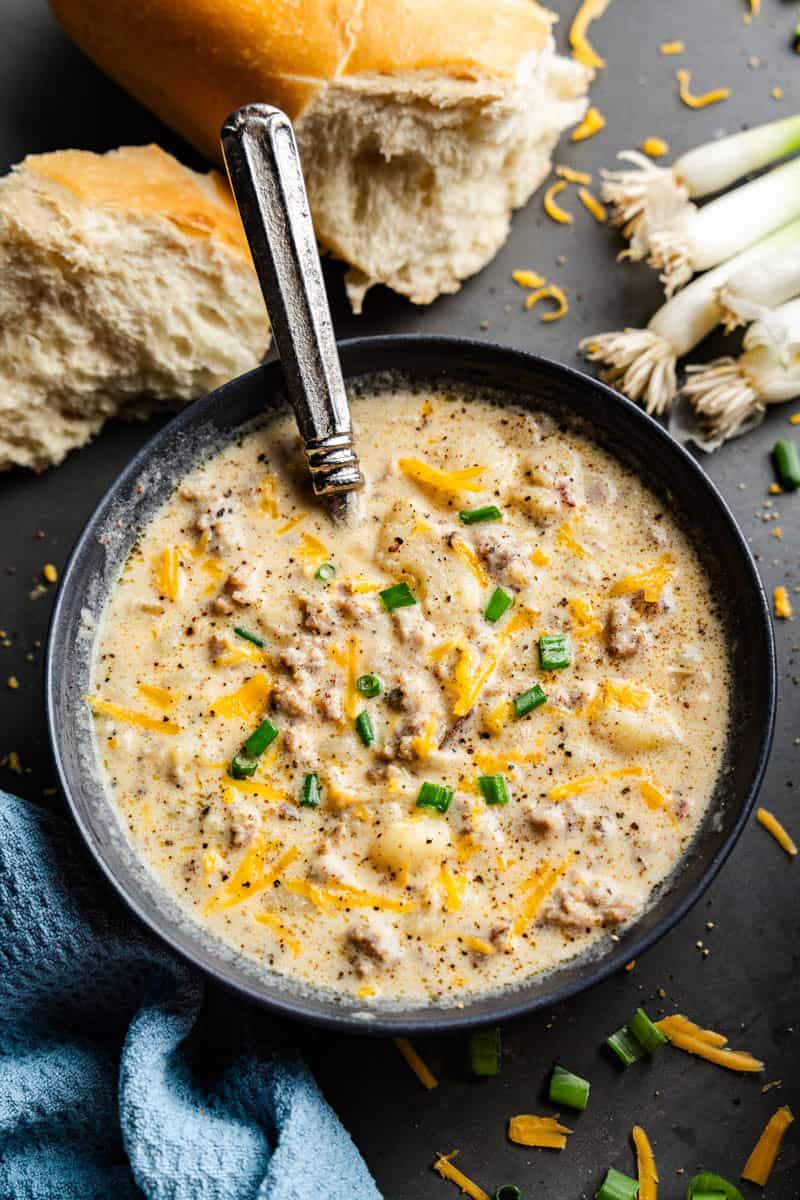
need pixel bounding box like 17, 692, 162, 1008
220, 104, 363, 524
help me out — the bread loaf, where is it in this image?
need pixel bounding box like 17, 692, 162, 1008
0, 145, 269, 472
49, 0, 590, 309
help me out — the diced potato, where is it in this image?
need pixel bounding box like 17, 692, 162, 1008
590, 705, 682, 752
369, 816, 451, 882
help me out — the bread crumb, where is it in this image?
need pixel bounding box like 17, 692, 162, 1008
43, 563, 58, 583
7, 676, 19, 690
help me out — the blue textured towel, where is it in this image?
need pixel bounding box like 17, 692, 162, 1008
0, 792, 382, 1200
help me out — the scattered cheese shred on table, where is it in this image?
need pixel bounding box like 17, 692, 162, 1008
394, 1037, 439, 1090
43, 563, 58, 583
432, 1151, 490, 1200
544, 180, 573, 224
748, 0, 760, 14
660, 40, 685, 55
555, 164, 593, 185
676, 68, 731, 109
632, 1125, 658, 1200
641, 136, 669, 158
774, 585, 793, 619
571, 106, 606, 141
512, 269, 546, 289
569, 0, 610, 69
656, 1014, 764, 1072
757, 808, 797, 856
508, 1115, 572, 1150
524, 284, 569, 322
578, 186, 607, 222
790, 412, 800, 424
742, 1106, 794, 1186
772, 86, 784, 101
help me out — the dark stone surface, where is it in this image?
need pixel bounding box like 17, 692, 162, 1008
1, 2, 797, 1196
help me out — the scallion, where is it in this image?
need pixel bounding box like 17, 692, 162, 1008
581, 217, 800, 415
774, 435, 800, 490
716, 242, 800, 332
477, 774, 510, 806
234, 626, 265, 648
495, 1187, 522, 1200
243, 719, 279, 758
485, 587, 513, 624
513, 684, 547, 718
596, 1167, 639, 1200
315, 562, 336, 581
459, 505, 503, 525
356, 673, 383, 697
606, 1024, 645, 1068
686, 1173, 744, 1200
469, 1026, 501, 1076
230, 752, 258, 780
602, 113, 800, 249
300, 772, 320, 808
549, 1064, 591, 1111
379, 582, 417, 611
355, 710, 375, 747
416, 781, 453, 813
538, 633, 571, 671
627, 1007, 668, 1054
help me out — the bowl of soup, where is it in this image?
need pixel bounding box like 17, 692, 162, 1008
46, 336, 775, 1032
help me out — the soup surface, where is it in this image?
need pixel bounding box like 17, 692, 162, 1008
89, 386, 730, 1004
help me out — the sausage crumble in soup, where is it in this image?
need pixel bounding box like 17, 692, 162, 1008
89, 386, 730, 1004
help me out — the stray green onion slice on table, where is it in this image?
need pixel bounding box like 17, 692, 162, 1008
596, 1167, 639, 1200
606, 1007, 665, 1066
549, 1063, 591, 1111
495, 1187, 522, 1200
686, 1172, 744, 1200
773, 438, 800, 490
469, 1026, 501, 1076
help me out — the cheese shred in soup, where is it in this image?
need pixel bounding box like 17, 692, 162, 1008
89, 386, 730, 1004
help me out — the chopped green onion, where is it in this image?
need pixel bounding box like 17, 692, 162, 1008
234, 626, 265, 648
459, 505, 503, 525
549, 1064, 591, 1111
513, 684, 547, 718
596, 1167, 639, 1200
416, 781, 453, 813
300, 772, 320, 808
355, 710, 375, 747
469, 1026, 501, 1076
773, 438, 800, 490
628, 1007, 668, 1055
379, 582, 417, 611
495, 1187, 521, 1200
485, 587, 513, 624
315, 562, 336, 581
243, 719, 279, 758
538, 633, 571, 671
356, 673, 383, 697
606, 1024, 645, 1068
477, 774, 510, 806
794, 23, 800, 55
229, 753, 258, 780
686, 1173, 744, 1200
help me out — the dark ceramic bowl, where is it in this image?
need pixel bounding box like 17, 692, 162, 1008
46, 336, 776, 1034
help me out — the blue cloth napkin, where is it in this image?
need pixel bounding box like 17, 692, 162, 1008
0, 792, 382, 1200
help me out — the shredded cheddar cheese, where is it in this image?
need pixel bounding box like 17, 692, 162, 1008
525, 285, 569, 322
512, 269, 546, 289
632, 1126, 658, 1200
398, 457, 485, 496
742, 1105, 794, 1186
209, 673, 271, 719
154, 546, 181, 601
656, 1014, 764, 1072
259, 474, 279, 517
137, 683, 178, 711
513, 853, 574, 936
555, 164, 593, 185
530, 548, 550, 567
774, 585, 793, 619
578, 186, 607, 222
569, 0, 609, 69
641, 136, 670, 158
330, 635, 361, 721
557, 522, 591, 559
568, 596, 602, 638
276, 513, 307, 535
543, 180, 573, 224
571, 106, 606, 141
284, 878, 416, 914
449, 537, 491, 587
394, 1038, 438, 1090
639, 780, 679, 830
660, 40, 685, 55
550, 765, 644, 801
225, 777, 286, 802
296, 533, 330, 566
748, 0, 760, 13
204, 841, 296, 914
508, 1114, 572, 1150
432, 1151, 490, 1200
411, 715, 439, 759
483, 699, 513, 736
611, 556, 672, 602
449, 608, 537, 717
757, 808, 797, 856
254, 911, 301, 957
676, 68, 731, 109
86, 696, 181, 735
437, 866, 468, 913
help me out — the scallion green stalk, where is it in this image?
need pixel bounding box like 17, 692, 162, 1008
469, 1026, 501, 1076
596, 1167, 639, 1200
459, 505, 503, 524
355, 710, 376, 747
774, 436, 800, 490
300, 772, 321, 808
686, 1173, 744, 1200
549, 1064, 591, 1111
380, 582, 417, 611
627, 1008, 668, 1054
477, 774, 510, 806
416, 781, 453, 813
716, 243, 800, 331
485, 587, 513, 624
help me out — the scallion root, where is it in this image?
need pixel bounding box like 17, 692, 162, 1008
601, 151, 687, 236
581, 330, 676, 414
681, 358, 763, 444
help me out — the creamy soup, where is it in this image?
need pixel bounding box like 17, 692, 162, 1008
89, 385, 730, 1004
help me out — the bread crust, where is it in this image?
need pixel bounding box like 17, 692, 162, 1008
49, 0, 554, 160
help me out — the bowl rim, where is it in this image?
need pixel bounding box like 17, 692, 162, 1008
46, 334, 777, 1035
